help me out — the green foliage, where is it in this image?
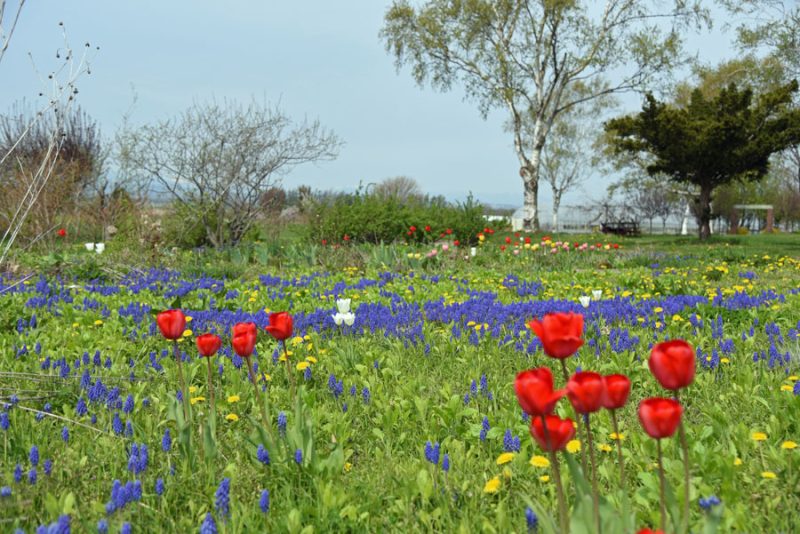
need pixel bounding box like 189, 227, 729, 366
305, 188, 486, 246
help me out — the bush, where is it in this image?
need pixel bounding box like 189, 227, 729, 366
305, 188, 486, 246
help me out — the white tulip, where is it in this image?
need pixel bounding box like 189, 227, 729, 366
336, 298, 351, 313
84, 242, 95, 251
579, 296, 591, 308
332, 313, 344, 326
342, 312, 355, 326
592, 289, 603, 300
95, 243, 105, 254
470, 247, 477, 257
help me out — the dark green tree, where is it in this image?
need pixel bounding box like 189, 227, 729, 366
605, 81, 800, 239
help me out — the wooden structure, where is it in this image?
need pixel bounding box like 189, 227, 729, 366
601, 220, 640, 237
730, 204, 774, 234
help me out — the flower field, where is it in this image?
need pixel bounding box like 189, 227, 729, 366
1, 238, 800, 533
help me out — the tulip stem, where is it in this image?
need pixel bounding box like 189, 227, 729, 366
245, 356, 272, 439
675, 392, 690, 534
206, 357, 215, 412
656, 439, 667, 533
541, 415, 569, 534
610, 410, 626, 495
282, 340, 296, 402
585, 417, 601, 534
560, 359, 589, 474
173, 341, 191, 423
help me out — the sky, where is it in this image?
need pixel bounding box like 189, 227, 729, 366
1, 1, 739, 212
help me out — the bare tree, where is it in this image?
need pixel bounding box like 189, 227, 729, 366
372, 175, 423, 202
0, 15, 96, 267
117, 99, 342, 247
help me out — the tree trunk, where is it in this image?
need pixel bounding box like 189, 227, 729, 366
552, 192, 561, 231
520, 156, 542, 232
697, 185, 712, 240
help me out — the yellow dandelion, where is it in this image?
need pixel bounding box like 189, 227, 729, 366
781, 385, 793, 392
291, 336, 305, 346
94, 319, 103, 326
227, 395, 240, 403
189, 396, 205, 405
609, 432, 625, 441
566, 440, 581, 453
539, 475, 550, 483
598, 444, 613, 453
788, 375, 799, 381
483, 477, 501, 494
653, 307, 663, 313
306, 356, 318, 364
262, 374, 271, 382
496, 452, 515, 465
781, 441, 797, 450
734, 458, 743, 466
761, 471, 777, 479
530, 455, 550, 468
720, 357, 730, 364
225, 413, 239, 422
296, 361, 310, 371
185, 316, 193, 323
72, 322, 80, 328
344, 462, 352, 473
752, 432, 768, 442
189, 386, 198, 394
671, 314, 683, 322
182, 329, 192, 337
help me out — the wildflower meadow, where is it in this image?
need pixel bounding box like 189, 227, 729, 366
1, 234, 800, 533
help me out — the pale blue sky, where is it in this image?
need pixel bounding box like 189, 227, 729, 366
1, 1, 736, 209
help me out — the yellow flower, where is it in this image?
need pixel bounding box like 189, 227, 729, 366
598, 444, 613, 453
653, 307, 663, 313
185, 316, 193, 323
189, 386, 198, 394
566, 440, 581, 453
189, 396, 205, 405
720, 358, 730, 364
291, 336, 305, 346
182, 329, 192, 337
752, 432, 768, 442
344, 462, 352, 473
530, 455, 550, 468
781, 441, 798, 450
539, 475, 550, 482
671, 314, 683, 322
296, 361, 310, 371
496, 452, 515, 465
609, 432, 625, 441
305, 356, 318, 364
788, 375, 799, 381
734, 458, 743, 466
483, 477, 501, 494
262, 374, 271, 382
225, 413, 239, 422
227, 395, 240, 403
72, 322, 80, 328
94, 319, 103, 326
761, 471, 777, 479
781, 385, 793, 392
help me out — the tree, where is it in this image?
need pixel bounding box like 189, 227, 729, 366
117, 100, 342, 247
381, 0, 707, 231
372, 175, 423, 202
605, 81, 800, 239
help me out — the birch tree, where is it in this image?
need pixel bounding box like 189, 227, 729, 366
382, 0, 708, 230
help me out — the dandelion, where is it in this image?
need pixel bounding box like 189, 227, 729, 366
483, 477, 501, 494
566, 440, 581, 453
734, 458, 743, 466
781, 441, 797, 450
227, 395, 240, 404
530, 455, 550, 468
496, 452, 515, 465
751, 431, 767, 442
761, 471, 777, 479
539, 475, 550, 482
225, 413, 239, 422
259, 489, 270, 513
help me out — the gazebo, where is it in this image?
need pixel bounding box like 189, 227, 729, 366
729, 204, 774, 234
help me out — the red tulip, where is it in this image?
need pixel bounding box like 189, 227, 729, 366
57, 228, 66, 237
638, 398, 683, 439
602, 374, 631, 410
637, 530, 664, 534
566, 371, 605, 414
264, 312, 293, 341
232, 322, 257, 357
531, 414, 576, 452
157, 309, 186, 340
649, 340, 696, 390
196, 333, 222, 357
528, 312, 584, 359
514, 367, 566, 417
424, 225, 431, 232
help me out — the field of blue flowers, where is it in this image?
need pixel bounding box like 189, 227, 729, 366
1, 238, 799, 533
